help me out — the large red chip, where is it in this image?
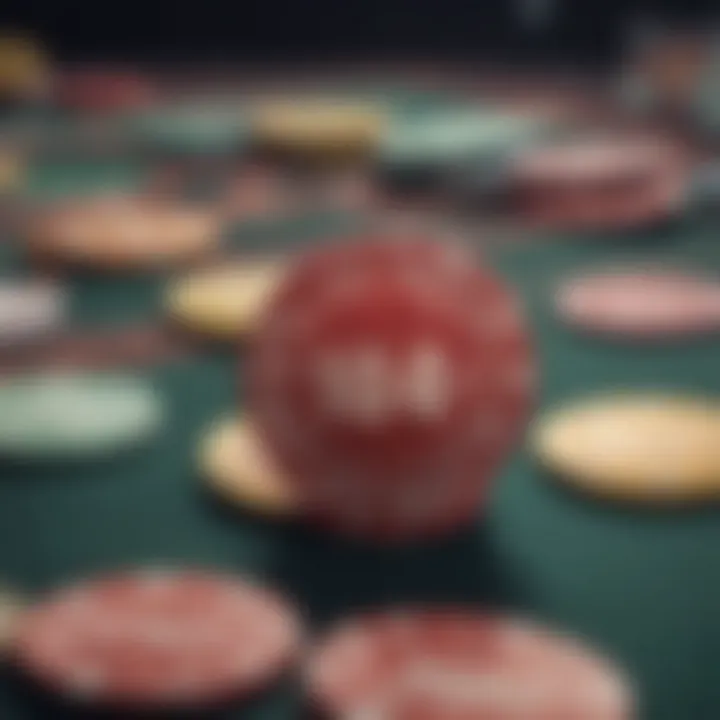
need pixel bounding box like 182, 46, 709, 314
557, 268, 720, 339
13, 569, 302, 710
56, 70, 153, 114
309, 610, 634, 720
249, 235, 534, 543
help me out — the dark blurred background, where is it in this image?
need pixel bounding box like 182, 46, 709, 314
0, 0, 717, 66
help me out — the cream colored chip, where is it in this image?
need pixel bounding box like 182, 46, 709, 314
0, 35, 50, 98
199, 415, 297, 517
166, 259, 286, 338
533, 394, 720, 501
252, 100, 387, 156
28, 198, 220, 269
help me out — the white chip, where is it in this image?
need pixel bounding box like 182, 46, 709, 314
0, 281, 66, 343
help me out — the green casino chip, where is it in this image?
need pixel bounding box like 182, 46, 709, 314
356, 86, 467, 119
129, 103, 249, 156
379, 108, 553, 169
0, 371, 163, 459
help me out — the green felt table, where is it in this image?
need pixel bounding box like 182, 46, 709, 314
1, 157, 720, 720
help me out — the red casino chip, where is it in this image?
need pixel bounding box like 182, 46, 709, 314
309, 609, 634, 720
13, 569, 302, 710
557, 267, 720, 339
513, 136, 687, 230
56, 69, 153, 113
249, 234, 534, 543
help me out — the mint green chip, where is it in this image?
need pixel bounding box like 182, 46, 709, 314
0, 371, 163, 458
380, 109, 553, 166
130, 104, 248, 155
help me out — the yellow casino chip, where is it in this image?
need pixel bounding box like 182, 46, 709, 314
0, 33, 49, 99
166, 259, 285, 339
251, 99, 386, 159
533, 393, 720, 502
199, 416, 297, 518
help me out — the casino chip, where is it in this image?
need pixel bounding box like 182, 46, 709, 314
13, 569, 302, 710
251, 99, 386, 161
27, 195, 221, 270
56, 69, 153, 114
556, 267, 720, 340
379, 108, 552, 191
534, 393, 720, 502
199, 415, 298, 517
0, 33, 49, 103
512, 135, 687, 229
166, 259, 286, 339
0, 371, 163, 459
381, 109, 549, 167
249, 234, 534, 543
309, 609, 633, 720
129, 103, 248, 157
0, 280, 66, 345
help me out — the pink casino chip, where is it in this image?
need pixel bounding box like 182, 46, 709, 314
57, 69, 153, 113
513, 136, 687, 230
13, 569, 302, 711
557, 267, 720, 339
309, 609, 634, 720
248, 234, 534, 543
